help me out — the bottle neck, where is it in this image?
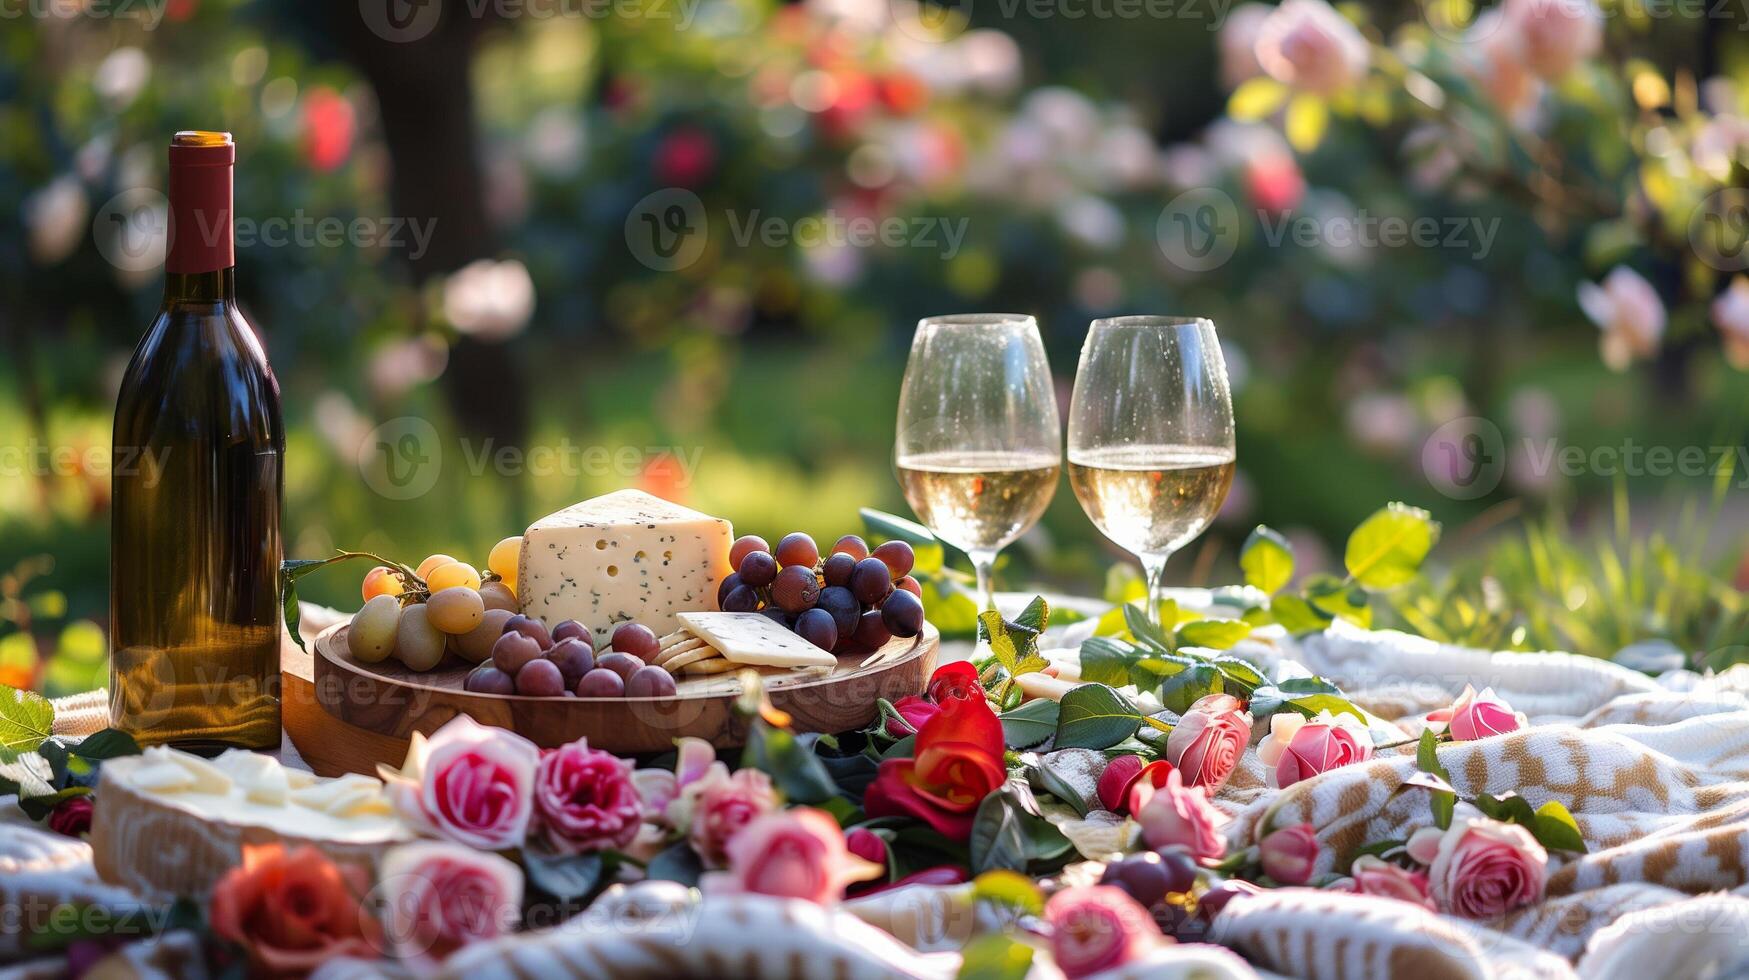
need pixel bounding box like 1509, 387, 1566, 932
165, 142, 234, 276
163, 268, 236, 305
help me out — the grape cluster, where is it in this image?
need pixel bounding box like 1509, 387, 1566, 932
717, 532, 925, 652
348, 537, 526, 672
464, 619, 677, 699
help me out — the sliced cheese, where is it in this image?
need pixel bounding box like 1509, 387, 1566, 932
519, 490, 733, 647
676, 612, 838, 668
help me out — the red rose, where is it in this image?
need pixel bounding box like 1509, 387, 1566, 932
48, 795, 94, 838
925, 661, 981, 703
209, 844, 380, 976
883, 695, 942, 737
863, 693, 1005, 841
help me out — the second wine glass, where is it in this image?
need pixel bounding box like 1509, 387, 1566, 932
1067, 316, 1235, 627
895, 314, 1061, 612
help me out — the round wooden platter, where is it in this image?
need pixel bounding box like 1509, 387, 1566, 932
289, 621, 936, 775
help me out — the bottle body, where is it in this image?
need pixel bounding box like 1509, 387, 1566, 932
109, 133, 284, 750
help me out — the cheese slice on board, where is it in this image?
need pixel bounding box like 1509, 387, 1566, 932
519, 489, 734, 647
677, 612, 839, 668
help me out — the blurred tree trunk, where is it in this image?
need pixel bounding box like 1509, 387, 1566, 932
320, 4, 530, 452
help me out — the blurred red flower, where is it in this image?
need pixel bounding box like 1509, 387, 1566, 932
302, 87, 356, 173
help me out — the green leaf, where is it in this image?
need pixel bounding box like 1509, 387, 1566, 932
971, 869, 1045, 915
743, 720, 840, 805
956, 934, 1035, 980
1286, 694, 1368, 725
1123, 602, 1175, 652
1014, 595, 1050, 634
998, 699, 1059, 750
280, 551, 421, 652
1029, 748, 1106, 817
1078, 636, 1140, 688
1054, 684, 1145, 750
70, 729, 140, 762
969, 790, 1029, 874
1417, 730, 1456, 830
1176, 619, 1252, 651
0, 685, 55, 760
860, 508, 946, 575
521, 849, 605, 901
1210, 658, 1266, 695
1270, 594, 1333, 634
1344, 503, 1441, 592
1303, 574, 1373, 628
1157, 664, 1223, 715
1531, 800, 1588, 853
17, 784, 89, 821
1240, 526, 1295, 594
644, 841, 704, 886
1277, 676, 1342, 695
979, 609, 1048, 677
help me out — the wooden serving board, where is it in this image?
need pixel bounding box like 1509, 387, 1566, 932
288, 621, 936, 775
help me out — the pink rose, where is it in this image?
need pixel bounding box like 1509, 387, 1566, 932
884, 695, 942, 738
1044, 885, 1161, 979
687, 767, 780, 868
1255, 0, 1370, 95
1503, 0, 1601, 80
1095, 756, 1174, 815
718, 808, 883, 904
377, 841, 522, 969
1426, 817, 1548, 919
379, 716, 540, 851
1257, 711, 1374, 789
1167, 694, 1252, 793
1259, 823, 1319, 885
844, 827, 889, 868
1341, 855, 1435, 909
1219, 3, 1270, 88
638, 737, 718, 823
1466, 14, 1542, 124
533, 739, 643, 854
1441, 686, 1525, 741
1579, 267, 1666, 371
1130, 768, 1228, 862
1712, 277, 1749, 371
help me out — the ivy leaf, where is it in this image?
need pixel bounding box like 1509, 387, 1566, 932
1240, 526, 1295, 595
955, 933, 1035, 980
1054, 684, 1154, 750
0, 685, 55, 760
521, 849, 605, 901
998, 699, 1059, 750
1344, 503, 1441, 592
1531, 800, 1588, 853
1176, 619, 1252, 651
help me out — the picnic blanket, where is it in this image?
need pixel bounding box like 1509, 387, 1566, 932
11, 616, 1749, 978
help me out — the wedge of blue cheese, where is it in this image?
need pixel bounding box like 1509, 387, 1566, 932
518, 490, 734, 646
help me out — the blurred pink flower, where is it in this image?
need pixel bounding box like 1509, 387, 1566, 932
301, 86, 356, 173
1044, 886, 1162, 979
1340, 855, 1436, 909
1503, 0, 1601, 80
1130, 768, 1228, 862
1467, 14, 1542, 125
1255, 0, 1369, 95
1578, 267, 1665, 371
655, 127, 717, 187
1259, 823, 1319, 884
1712, 277, 1749, 370
1219, 3, 1271, 89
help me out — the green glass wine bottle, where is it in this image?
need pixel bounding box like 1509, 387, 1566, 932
109, 131, 284, 750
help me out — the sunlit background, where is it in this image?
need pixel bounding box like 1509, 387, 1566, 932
6, 0, 1749, 694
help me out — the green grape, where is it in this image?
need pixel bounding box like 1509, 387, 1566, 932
347, 595, 401, 663
426, 587, 485, 634
394, 604, 448, 671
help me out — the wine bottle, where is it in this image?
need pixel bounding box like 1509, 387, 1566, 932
110, 131, 284, 750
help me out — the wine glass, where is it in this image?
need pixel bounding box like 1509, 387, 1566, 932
895, 314, 1062, 611
1067, 316, 1235, 627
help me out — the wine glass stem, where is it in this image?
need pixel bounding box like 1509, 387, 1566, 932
1142, 552, 1171, 627
969, 549, 999, 613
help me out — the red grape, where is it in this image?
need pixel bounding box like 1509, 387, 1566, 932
853, 609, 891, 648
492, 632, 543, 674
516, 658, 566, 697
795, 608, 838, 651
816, 586, 860, 643
850, 557, 893, 605
597, 652, 645, 682
576, 668, 626, 697
872, 541, 915, 578
821, 553, 856, 587
730, 535, 771, 567
716, 572, 743, 607
552, 620, 591, 644
610, 623, 660, 660
775, 532, 820, 568
771, 565, 821, 613
626, 665, 678, 697
503, 614, 552, 650
738, 550, 778, 588
723, 584, 760, 613
881, 590, 924, 637
464, 665, 516, 695
895, 575, 923, 597
547, 638, 595, 685
832, 535, 870, 561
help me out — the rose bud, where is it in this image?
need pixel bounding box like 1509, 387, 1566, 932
1129, 768, 1229, 863
1044, 885, 1163, 979
1258, 823, 1319, 885
1445, 686, 1525, 741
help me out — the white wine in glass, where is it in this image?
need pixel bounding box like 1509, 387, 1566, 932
1068, 317, 1235, 626
895, 315, 1061, 610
